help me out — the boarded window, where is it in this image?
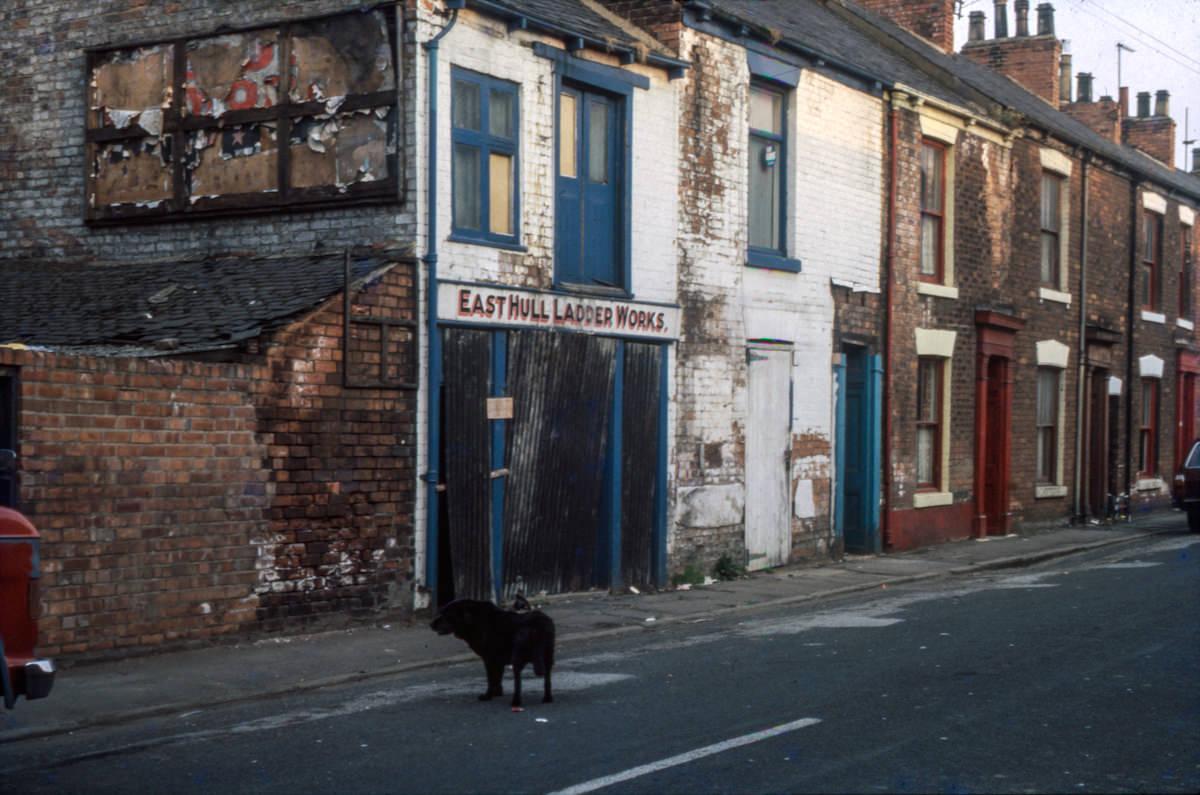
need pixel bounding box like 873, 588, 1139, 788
85, 7, 399, 222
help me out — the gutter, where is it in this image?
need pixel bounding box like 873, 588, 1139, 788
422, 2, 462, 606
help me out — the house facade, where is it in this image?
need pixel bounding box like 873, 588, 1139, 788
1, 0, 1197, 660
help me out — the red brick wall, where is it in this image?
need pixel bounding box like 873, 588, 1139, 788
1063, 100, 1122, 144
856, 0, 956, 52
4, 266, 416, 660
1123, 117, 1176, 168
961, 36, 1061, 105
595, 0, 684, 53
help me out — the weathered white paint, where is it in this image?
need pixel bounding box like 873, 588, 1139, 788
745, 346, 792, 570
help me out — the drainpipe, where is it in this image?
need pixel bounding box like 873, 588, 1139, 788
1125, 178, 1140, 501
1072, 155, 1089, 521
882, 99, 899, 549
423, 2, 461, 606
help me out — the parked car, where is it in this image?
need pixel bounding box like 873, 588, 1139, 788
1173, 439, 1200, 533
1, 505, 55, 709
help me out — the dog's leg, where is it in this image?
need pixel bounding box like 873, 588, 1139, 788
511, 661, 524, 710
481, 659, 504, 700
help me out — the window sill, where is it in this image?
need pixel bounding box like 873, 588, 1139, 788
447, 233, 528, 253
1135, 477, 1164, 492
1037, 286, 1072, 306
1140, 309, 1166, 324
747, 249, 802, 273
1035, 484, 1068, 499
1177, 318, 1195, 331
916, 281, 959, 300
913, 490, 953, 508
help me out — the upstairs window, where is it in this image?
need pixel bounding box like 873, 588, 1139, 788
748, 82, 785, 259
1142, 210, 1162, 311
84, 7, 399, 223
451, 69, 519, 246
920, 140, 946, 282
1181, 224, 1193, 319
1040, 172, 1063, 286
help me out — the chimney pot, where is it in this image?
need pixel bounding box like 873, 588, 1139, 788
993, 0, 1009, 37
1077, 72, 1093, 103
968, 11, 986, 42
1059, 53, 1072, 103
1036, 3, 1055, 36
1192, 147, 1200, 176
1014, 0, 1030, 36
1119, 86, 1129, 117
1137, 91, 1151, 118
1154, 89, 1169, 117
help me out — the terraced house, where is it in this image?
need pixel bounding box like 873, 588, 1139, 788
0, 0, 1196, 661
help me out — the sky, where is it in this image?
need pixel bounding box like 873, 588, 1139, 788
951, 0, 1200, 172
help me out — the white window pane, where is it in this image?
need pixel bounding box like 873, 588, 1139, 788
748, 135, 779, 249
920, 215, 940, 276
917, 427, 934, 484
588, 101, 609, 184
749, 87, 781, 134
453, 79, 480, 131
453, 143, 480, 230
489, 88, 513, 138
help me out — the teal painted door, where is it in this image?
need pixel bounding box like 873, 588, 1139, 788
840, 347, 876, 553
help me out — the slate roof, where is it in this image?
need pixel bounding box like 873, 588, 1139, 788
700, 0, 1200, 200
0, 252, 406, 357
467, 0, 686, 68
698, 0, 979, 110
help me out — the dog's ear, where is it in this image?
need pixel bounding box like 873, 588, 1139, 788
513, 593, 531, 611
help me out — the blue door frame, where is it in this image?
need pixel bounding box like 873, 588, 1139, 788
430, 328, 668, 601
835, 349, 882, 553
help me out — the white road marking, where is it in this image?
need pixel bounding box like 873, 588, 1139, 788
548, 717, 822, 795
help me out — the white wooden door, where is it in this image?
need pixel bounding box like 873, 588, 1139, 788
745, 346, 791, 570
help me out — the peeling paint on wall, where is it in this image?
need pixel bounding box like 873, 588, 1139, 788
186, 33, 279, 117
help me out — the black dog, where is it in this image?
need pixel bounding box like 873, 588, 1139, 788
430, 596, 555, 710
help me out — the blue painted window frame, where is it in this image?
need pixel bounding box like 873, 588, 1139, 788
536, 43, 641, 295
746, 50, 803, 274
450, 67, 521, 248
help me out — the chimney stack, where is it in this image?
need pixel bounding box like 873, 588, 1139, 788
969, 11, 986, 42
1154, 90, 1169, 117
994, 0, 1009, 37
1059, 53, 1072, 103
1036, 3, 1055, 36
1077, 72, 1093, 103
1120, 86, 1129, 117
1137, 91, 1151, 117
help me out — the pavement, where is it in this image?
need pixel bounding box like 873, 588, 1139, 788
1, 510, 1190, 744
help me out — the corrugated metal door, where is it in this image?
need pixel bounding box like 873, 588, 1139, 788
442, 329, 494, 599
745, 345, 792, 570
501, 330, 616, 598
620, 342, 661, 588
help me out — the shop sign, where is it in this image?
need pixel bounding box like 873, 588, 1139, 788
439, 283, 679, 341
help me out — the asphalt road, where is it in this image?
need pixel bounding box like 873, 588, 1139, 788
3, 533, 1197, 794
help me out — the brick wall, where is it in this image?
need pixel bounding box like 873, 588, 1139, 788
1124, 117, 1176, 168
855, 0, 956, 52
961, 36, 1062, 106
4, 266, 416, 659
1063, 100, 1122, 144
0, 0, 417, 264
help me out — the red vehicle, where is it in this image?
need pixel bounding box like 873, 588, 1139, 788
1, 506, 55, 709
